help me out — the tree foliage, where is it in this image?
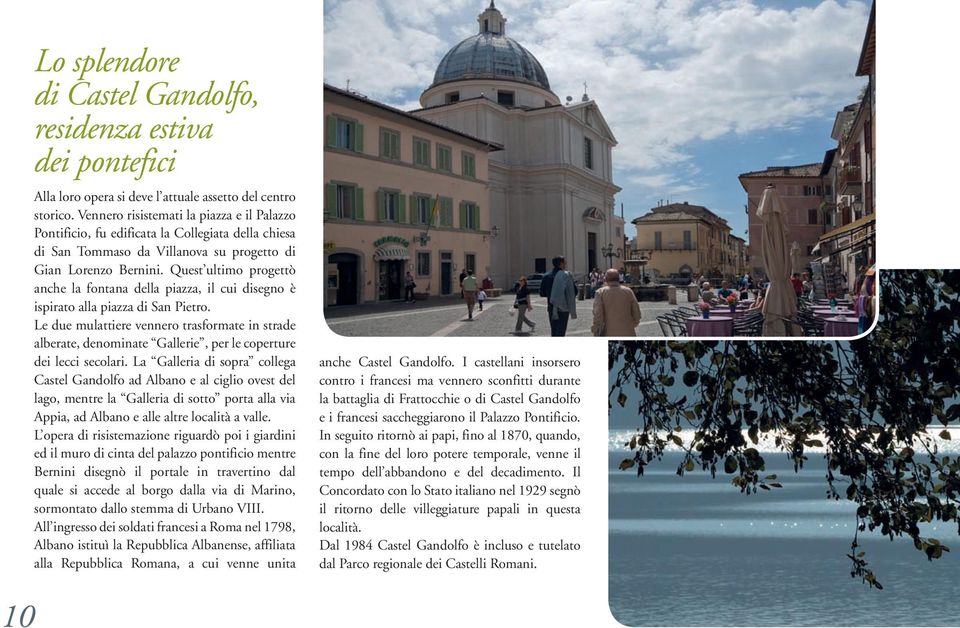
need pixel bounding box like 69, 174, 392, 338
610, 270, 960, 589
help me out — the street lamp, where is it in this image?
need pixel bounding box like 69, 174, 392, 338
601, 243, 621, 269
852, 200, 864, 219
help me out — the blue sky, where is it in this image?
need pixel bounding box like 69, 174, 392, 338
324, 0, 871, 237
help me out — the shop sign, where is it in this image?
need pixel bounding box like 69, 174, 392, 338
373, 235, 409, 248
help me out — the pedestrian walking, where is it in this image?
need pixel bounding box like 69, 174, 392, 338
477, 288, 486, 311
540, 256, 562, 333
462, 269, 479, 319
591, 268, 642, 336
404, 271, 416, 303
548, 257, 577, 336
459, 269, 467, 299
512, 276, 536, 334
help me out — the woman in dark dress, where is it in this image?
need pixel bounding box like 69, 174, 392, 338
513, 276, 536, 334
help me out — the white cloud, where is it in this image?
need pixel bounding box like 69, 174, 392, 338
324, 0, 870, 191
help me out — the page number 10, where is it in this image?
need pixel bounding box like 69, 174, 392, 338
4, 606, 36, 628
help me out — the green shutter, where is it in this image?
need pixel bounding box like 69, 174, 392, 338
377, 190, 385, 221
324, 183, 336, 217
355, 123, 364, 152
398, 194, 406, 223
326, 116, 336, 147
441, 197, 452, 226
473, 203, 480, 230
354, 187, 364, 220
459, 201, 467, 230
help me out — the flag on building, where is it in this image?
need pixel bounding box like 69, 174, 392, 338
429, 194, 440, 228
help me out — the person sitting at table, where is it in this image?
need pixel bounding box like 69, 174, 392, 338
717, 280, 738, 302
746, 289, 766, 312
700, 281, 717, 304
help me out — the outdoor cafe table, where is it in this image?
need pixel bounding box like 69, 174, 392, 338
816, 300, 853, 306
711, 306, 749, 318
812, 307, 854, 319
823, 316, 860, 337
686, 315, 734, 337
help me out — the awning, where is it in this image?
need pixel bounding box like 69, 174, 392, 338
816, 216, 875, 257
373, 246, 410, 261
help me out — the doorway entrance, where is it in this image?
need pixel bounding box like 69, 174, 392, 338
328, 253, 359, 305
587, 232, 597, 273
378, 260, 404, 300
440, 252, 453, 295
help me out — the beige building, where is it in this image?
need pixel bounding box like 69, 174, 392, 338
728, 234, 747, 277
738, 163, 830, 277
814, 0, 875, 295
412, 2, 621, 286
631, 202, 736, 279
323, 84, 501, 305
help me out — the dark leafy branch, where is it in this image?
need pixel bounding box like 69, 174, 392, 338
610, 270, 960, 589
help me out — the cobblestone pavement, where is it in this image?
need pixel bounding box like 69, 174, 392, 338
324, 291, 698, 337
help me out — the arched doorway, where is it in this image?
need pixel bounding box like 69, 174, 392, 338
328, 252, 360, 305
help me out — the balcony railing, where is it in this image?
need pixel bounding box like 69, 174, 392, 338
838, 165, 861, 191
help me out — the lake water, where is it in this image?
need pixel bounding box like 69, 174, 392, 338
608, 432, 960, 626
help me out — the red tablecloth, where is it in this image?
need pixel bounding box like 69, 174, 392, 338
686, 316, 734, 337
823, 316, 860, 337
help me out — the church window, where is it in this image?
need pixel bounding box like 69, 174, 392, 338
497, 91, 515, 107
584, 137, 594, 169
445, 91, 460, 104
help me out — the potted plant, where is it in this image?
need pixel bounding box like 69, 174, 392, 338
699, 301, 711, 319
726, 294, 738, 312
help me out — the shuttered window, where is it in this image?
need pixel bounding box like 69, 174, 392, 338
461, 152, 475, 178
325, 115, 364, 152
459, 201, 480, 230
413, 138, 431, 167
376, 190, 405, 223
439, 197, 454, 227
324, 183, 364, 220
436, 144, 452, 172
379, 128, 400, 160
412, 195, 433, 225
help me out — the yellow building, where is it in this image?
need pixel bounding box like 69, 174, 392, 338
324, 84, 501, 305
632, 202, 736, 279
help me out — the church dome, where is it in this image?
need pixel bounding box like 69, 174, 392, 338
429, 2, 551, 92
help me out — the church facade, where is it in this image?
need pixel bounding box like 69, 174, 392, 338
413, 1, 621, 288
